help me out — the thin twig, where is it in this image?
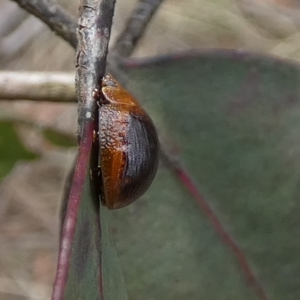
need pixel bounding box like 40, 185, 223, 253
113, 0, 164, 58
9, 0, 164, 78
0, 71, 75, 102
76, 0, 116, 137
52, 1, 116, 299
11, 0, 77, 48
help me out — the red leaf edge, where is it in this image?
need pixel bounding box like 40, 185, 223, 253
52, 120, 96, 300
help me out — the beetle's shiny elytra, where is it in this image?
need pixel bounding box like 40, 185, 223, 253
98, 74, 159, 209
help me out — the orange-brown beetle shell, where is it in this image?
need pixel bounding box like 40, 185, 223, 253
98, 75, 159, 209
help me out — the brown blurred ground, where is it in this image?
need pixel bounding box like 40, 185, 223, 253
1, 0, 300, 299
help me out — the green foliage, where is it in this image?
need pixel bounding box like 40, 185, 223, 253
43, 128, 76, 148
0, 122, 37, 179
108, 52, 300, 300
62, 137, 128, 300
60, 51, 300, 300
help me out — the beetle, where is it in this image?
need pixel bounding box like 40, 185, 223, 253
97, 74, 159, 209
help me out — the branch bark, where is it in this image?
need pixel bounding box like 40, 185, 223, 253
11, 0, 164, 60
3, 0, 164, 103
113, 0, 164, 57
0, 72, 75, 102
76, 0, 116, 137
11, 0, 77, 48
52, 1, 116, 299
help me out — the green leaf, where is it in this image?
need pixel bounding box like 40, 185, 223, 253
43, 128, 76, 148
62, 177, 128, 300
107, 50, 300, 300
53, 121, 128, 300
0, 122, 37, 179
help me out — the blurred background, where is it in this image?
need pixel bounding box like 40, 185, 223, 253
1, 0, 300, 299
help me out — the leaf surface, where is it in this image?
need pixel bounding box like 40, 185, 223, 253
107, 50, 300, 300
53, 121, 128, 300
